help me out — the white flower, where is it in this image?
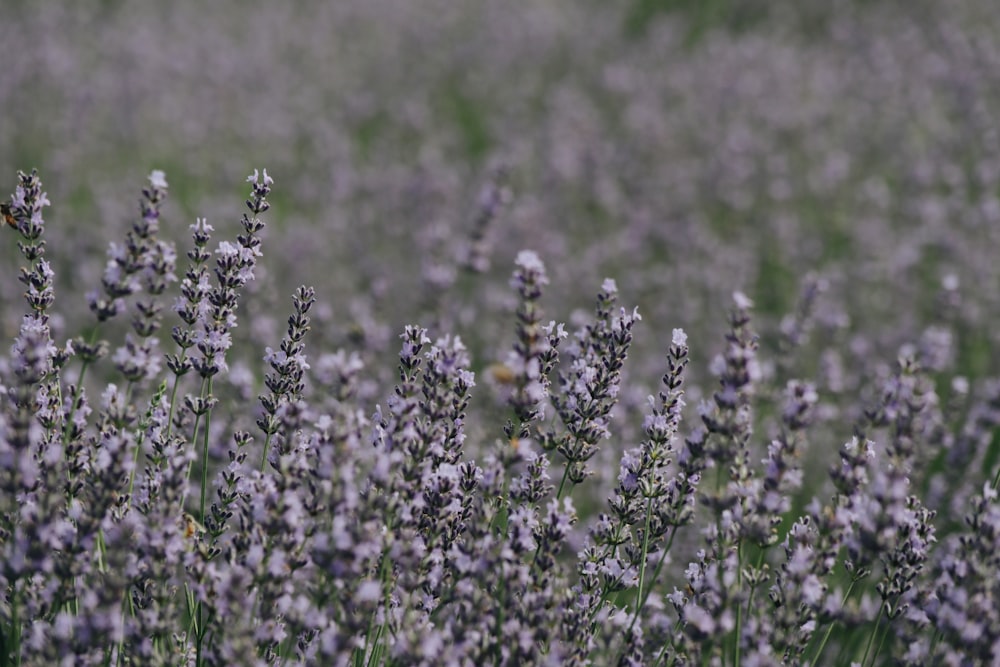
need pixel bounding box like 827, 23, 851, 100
148, 170, 168, 189
515, 249, 546, 274
733, 291, 754, 310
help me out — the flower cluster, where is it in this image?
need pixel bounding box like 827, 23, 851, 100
4, 139, 1000, 667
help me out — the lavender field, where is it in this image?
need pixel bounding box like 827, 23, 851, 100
3, 1, 1000, 664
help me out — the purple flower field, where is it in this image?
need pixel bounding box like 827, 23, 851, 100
3, 2, 1000, 665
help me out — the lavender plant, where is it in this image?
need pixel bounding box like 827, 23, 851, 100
3, 164, 1000, 667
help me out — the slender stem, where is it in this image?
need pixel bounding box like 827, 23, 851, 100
186, 584, 199, 665
114, 579, 137, 667
363, 552, 393, 667
63, 324, 101, 445
860, 601, 886, 667
196, 602, 205, 667
95, 530, 108, 573
184, 378, 208, 495
615, 523, 681, 665
260, 430, 273, 472
530, 460, 575, 570
635, 526, 678, 613
9, 582, 21, 667
555, 456, 572, 500
199, 377, 214, 524
872, 611, 892, 667
363, 624, 384, 667
734, 540, 744, 667
737, 547, 767, 666
180, 373, 211, 667
810, 578, 859, 664
165, 366, 185, 439
626, 497, 655, 636
63, 360, 90, 444
128, 382, 165, 497
653, 618, 684, 667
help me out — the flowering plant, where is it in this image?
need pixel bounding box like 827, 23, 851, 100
1, 166, 997, 667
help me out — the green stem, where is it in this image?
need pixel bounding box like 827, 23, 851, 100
63, 324, 102, 445
260, 430, 273, 472
616, 524, 680, 665
196, 601, 204, 667
95, 530, 108, 574
114, 582, 137, 667
165, 366, 185, 439
810, 578, 859, 664
363, 553, 394, 667
9, 582, 21, 667
872, 610, 892, 667
180, 374, 211, 667
63, 360, 90, 444
555, 458, 572, 500
734, 540, 744, 667
653, 618, 684, 667
184, 583, 198, 656
861, 601, 886, 667
626, 497, 655, 636
637, 527, 677, 612
184, 378, 208, 499
199, 377, 214, 524
530, 460, 575, 570
737, 548, 767, 666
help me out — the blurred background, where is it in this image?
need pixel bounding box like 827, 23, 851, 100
2, 0, 998, 475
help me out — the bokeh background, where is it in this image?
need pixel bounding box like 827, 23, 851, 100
3, 0, 1000, 485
